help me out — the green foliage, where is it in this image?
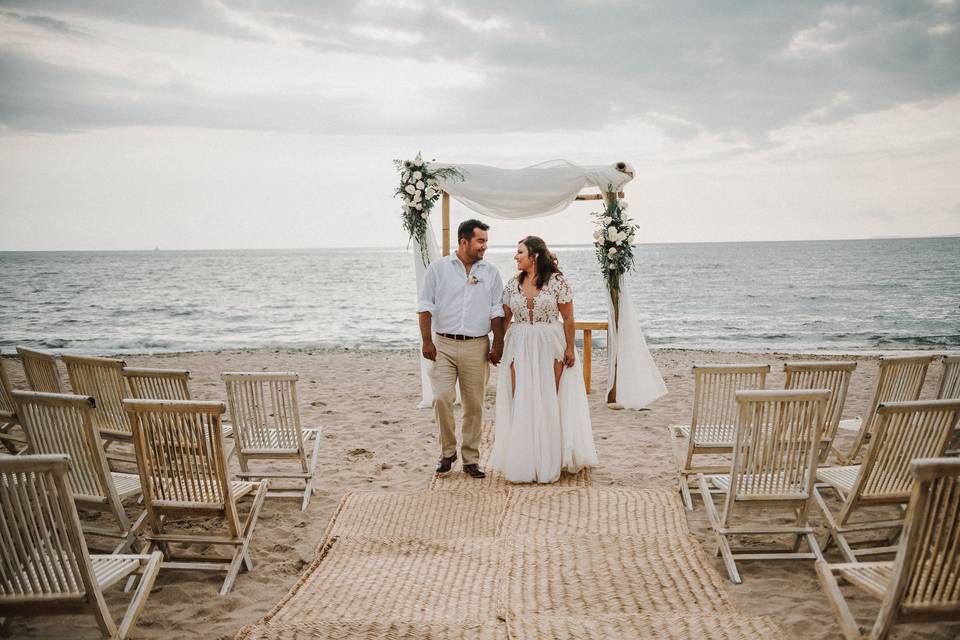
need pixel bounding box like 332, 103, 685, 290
592, 190, 637, 293
393, 152, 464, 267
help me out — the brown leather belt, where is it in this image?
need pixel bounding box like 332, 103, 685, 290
437, 333, 486, 341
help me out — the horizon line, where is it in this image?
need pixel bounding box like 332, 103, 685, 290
1, 233, 958, 253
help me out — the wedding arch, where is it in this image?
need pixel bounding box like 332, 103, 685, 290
396, 156, 667, 411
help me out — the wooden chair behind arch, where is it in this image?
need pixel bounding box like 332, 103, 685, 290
12, 390, 146, 554
17, 346, 67, 393
671, 364, 770, 510
62, 354, 131, 446
817, 457, 960, 640
222, 372, 321, 510
123, 366, 234, 439
834, 355, 934, 465
123, 398, 268, 595
783, 361, 857, 463
0, 454, 162, 640
814, 398, 960, 563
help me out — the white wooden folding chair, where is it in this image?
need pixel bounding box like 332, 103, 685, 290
0, 454, 162, 640
0, 357, 25, 454
784, 361, 857, 464
816, 399, 959, 563
17, 346, 67, 393
12, 390, 147, 554
671, 364, 769, 510
123, 366, 234, 439
123, 398, 267, 595
222, 372, 321, 510
698, 388, 830, 584
834, 355, 934, 465
817, 457, 960, 640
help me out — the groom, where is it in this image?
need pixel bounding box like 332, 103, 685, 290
418, 219, 505, 479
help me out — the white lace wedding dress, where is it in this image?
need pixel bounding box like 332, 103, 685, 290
489, 274, 598, 483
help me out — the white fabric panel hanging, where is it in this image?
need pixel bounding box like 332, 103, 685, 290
431, 160, 634, 220
413, 217, 441, 409
606, 272, 667, 409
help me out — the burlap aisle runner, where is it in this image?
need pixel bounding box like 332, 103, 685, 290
237, 423, 785, 639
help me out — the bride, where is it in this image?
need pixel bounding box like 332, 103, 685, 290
489, 236, 598, 483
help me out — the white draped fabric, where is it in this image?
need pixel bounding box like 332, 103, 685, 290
431, 160, 634, 220
411, 159, 665, 410
606, 273, 668, 408
413, 218, 441, 408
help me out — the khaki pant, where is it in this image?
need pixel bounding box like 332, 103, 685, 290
431, 335, 489, 465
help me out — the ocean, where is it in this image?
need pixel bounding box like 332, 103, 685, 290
1, 237, 958, 355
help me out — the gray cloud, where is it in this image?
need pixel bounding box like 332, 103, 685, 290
0, 0, 958, 139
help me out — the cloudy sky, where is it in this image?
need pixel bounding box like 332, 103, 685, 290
1, 0, 958, 250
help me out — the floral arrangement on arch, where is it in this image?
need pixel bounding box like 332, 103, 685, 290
592, 189, 638, 293
393, 152, 463, 267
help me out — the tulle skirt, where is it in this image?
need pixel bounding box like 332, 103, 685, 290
489, 321, 598, 483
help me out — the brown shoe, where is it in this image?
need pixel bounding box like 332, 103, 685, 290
436, 452, 457, 474
463, 464, 486, 479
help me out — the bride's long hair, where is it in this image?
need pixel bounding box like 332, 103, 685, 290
517, 236, 562, 290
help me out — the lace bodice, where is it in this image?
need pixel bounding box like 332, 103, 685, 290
502, 273, 573, 324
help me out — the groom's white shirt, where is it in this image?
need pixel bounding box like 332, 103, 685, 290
418, 254, 505, 337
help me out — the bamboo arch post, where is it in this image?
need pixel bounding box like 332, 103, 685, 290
601, 190, 622, 407
441, 191, 451, 257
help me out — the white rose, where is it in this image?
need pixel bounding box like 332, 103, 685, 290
413, 191, 422, 202
421, 211, 428, 219
413, 170, 423, 180
608, 247, 617, 255
620, 201, 629, 210
415, 203, 423, 210
608, 263, 616, 270
425, 187, 437, 198
404, 185, 415, 195
615, 239, 622, 246
602, 216, 612, 225
416, 180, 425, 190
607, 226, 618, 241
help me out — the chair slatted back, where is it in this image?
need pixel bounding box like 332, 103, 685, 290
63, 355, 130, 437
842, 355, 935, 463
937, 356, 960, 400
724, 389, 829, 521
0, 358, 16, 418
691, 365, 769, 443
123, 367, 191, 401
0, 455, 95, 602
784, 361, 856, 455
852, 400, 960, 504
124, 399, 236, 519
223, 372, 303, 452
16, 347, 66, 394
889, 458, 960, 615
11, 391, 112, 503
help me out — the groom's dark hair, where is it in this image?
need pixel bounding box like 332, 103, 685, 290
458, 219, 489, 243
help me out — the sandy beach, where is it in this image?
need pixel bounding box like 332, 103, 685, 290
2, 347, 957, 640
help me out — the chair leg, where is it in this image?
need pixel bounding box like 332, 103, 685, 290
815, 561, 864, 640
88, 584, 118, 639
116, 551, 163, 640
220, 480, 268, 596
697, 474, 741, 584
679, 472, 693, 511
301, 436, 322, 511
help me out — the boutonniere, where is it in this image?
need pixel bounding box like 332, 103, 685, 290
468, 275, 481, 285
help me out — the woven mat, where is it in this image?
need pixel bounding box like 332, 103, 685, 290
326, 491, 508, 540
507, 614, 787, 639
238, 425, 788, 639
239, 621, 507, 640
498, 487, 687, 537
251, 538, 502, 627
498, 534, 732, 617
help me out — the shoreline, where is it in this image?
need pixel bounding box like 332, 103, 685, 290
3, 345, 959, 360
